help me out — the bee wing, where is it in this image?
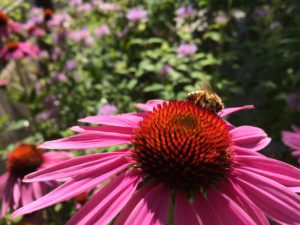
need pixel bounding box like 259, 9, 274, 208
197, 78, 214, 94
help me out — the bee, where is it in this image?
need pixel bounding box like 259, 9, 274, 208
186, 81, 224, 114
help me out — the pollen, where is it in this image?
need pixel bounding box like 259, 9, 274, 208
132, 101, 233, 193
7, 144, 44, 178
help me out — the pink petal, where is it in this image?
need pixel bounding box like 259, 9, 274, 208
193, 194, 224, 225
79, 113, 144, 128
282, 131, 300, 150
32, 182, 44, 200
21, 183, 34, 206
234, 168, 300, 224
230, 126, 271, 151
13, 180, 21, 209
236, 155, 300, 192
2, 174, 15, 216
0, 172, 9, 198
135, 99, 166, 112
291, 125, 300, 132
12, 158, 131, 218
24, 150, 131, 182
70, 125, 134, 134
174, 192, 203, 225
66, 170, 141, 225
39, 132, 132, 150
41, 152, 73, 168
221, 180, 269, 225
206, 189, 257, 225
218, 105, 254, 117
115, 183, 169, 225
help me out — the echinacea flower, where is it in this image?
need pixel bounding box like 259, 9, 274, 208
0, 11, 21, 38
126, 7, 148, 21
282, 126, 300, 163
176, 42, 197, 56
0, 41, 40, 60
0, 144, 72, 216
12, 98, 300, 225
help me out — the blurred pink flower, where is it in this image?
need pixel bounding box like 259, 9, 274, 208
23, 21, 45, 37
94, 24, 110, 38
69, 27, 94, 46
65, 59, 77, 71
0, 144, 72, 216
70, 0, 82, 7
79, 3, 92, 12
0, 41, 39, 60
0, 11, 21, 38
127, 7, 148, 21
160, 64, 173, 76
97, 2, 121, 12
98, 102, 118, 115
12, 100, 300, 225
0, 79, 9, 87
176, 6, 196, 18
176, 42, 197, 56
47, 12, 71, 28
282, 126, 300, 163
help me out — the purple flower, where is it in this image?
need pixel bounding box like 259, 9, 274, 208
70, 0, 82, 7
176, 6, 196, 18
255, 8, 271, 18
78, 3, 92, 12
97, 2, 121, 12
160, 64, 173, 76
94, 24, 110, 38
127, 7, 148, 21
98, 103, 118, 115
287, 93, 300, 111
51, 72, 67, 83
66, 59, 77, 71
69, 27, 93, 46
176, 43, 197, 57
48, 13, 71, 28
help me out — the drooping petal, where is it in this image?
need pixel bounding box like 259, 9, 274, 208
135, 99, 166, 112
218, 105, 254, 117
2, 174, 15, 216
236, 155, 300, 192
79, 113, 144, 128
207, 189, 257, 225
39, 132, 132, 150
13, 180, 21, 209
66, 170, 141, 225
234, 168, 300, 225
193, 194, 224, 225
12, 158, 131, 218
114, 183, 169, 225
0, 172, 9, 198
230, 126, 271, 152
32, 182, 44, 200
221, 180, 269, 225
21, 183, 34, 206
24, 150, 131, 182
174, 192, 203, 225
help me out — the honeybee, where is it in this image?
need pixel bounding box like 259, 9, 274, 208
186, 81, 224, 113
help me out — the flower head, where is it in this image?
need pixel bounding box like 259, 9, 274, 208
0, 11, 20, 38
0, 41, 40, 60
282, 126, 300, 163
97, 102, 118, 115
12, 96, 300, 225
176, 42, 197, 56
176, 6, 197, 18
94, 24, 110, 38
69, 27, 94, 46
0, 144, 72, 216
126, 7, 148, 21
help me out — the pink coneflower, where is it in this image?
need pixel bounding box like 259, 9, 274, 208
177, 42, 197, 56
176, 6, 196, 18
23, 22, 45, 37
12, 98, 300, 225
0, 11, 21, 38
0, 41, 40, 60
126, 7, 148, 21
43, 8, 54, 22
0, 144, 72, 216
94, 24, 110, 38
282, 126, 300, 163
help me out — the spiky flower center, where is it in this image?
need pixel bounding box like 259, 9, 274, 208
132, 101, 233, 193
5, 41, 19, 52
43, 8, 54, 21
0, 11, 9, 27
7, 144, 44, 178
